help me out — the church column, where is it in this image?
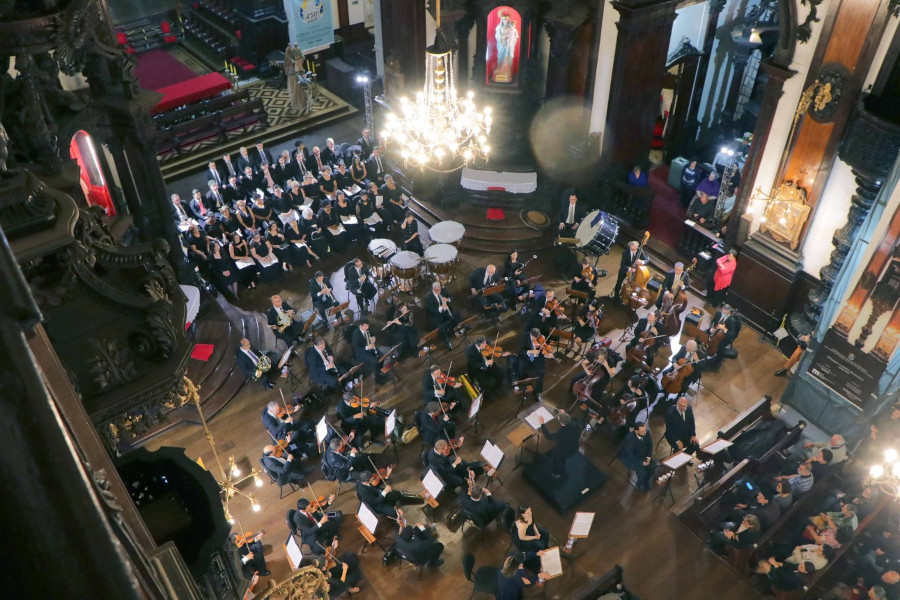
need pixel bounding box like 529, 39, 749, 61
455, 15, 476, 85
789, 102, 900, 336
601, 0, 679, 167
544, 4, 590, 99
377, 0, 426, 89
721, 30, 757, 121
679, 0, 726, 157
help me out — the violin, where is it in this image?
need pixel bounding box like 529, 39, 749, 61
581, 265, 595, 284
324, 537, 340, 570
369, 463, 396, 486
349, 395, 384, 416
307, 492, 336, 513
234, 531, 264, 548
481, 343, 510, 358
435, 373, 458, 387
265, 439, 291, 459
545, 297, 566, 317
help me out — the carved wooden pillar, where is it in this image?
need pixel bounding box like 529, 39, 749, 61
721, 34, 756, 121
601, 0, 679, 167
455, 14, 476, 85
662, 41, 703, 163
378, 0, 426, 88
544, 4, 590, 99
789, 101, 900, 336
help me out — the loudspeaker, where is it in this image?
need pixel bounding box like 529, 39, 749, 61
668, 157, 689, 190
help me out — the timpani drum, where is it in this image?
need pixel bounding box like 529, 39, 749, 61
429, 220, 466, 248
367, 238, 397, 264
575, 210, 619, 256
390, 251, 422, 292
424, 243, 458, 285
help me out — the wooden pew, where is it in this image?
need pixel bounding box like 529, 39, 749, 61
717, 395, 775, 441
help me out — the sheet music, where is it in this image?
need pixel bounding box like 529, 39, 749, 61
469, 393, 483, 419
684, 219, 696, 227
344, 184, 361, 196
258, 254, 279, 268
285, 534, 303, 570
327, 225, 346, 235
316, 416, 328, 444
702, 438, 733, 454
525, 406, 555, 430
357, 502, 380, 534
364, 213, 383, 226
422, 468, 444, 498
569, 512, 595, 538
340, 215, 359, 225
480, 440, 504, 470
385, 409, 397, 440
540, 546, 563, 579
235, 259, 255, 270
375, 195, 384, 207
292, 241, 309, 249
662, 451, 693, 469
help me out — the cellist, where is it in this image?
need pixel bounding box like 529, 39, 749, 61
705, 304, 741, 371
660, 339, 705, 397
626, 310, 662, 366
571, 348, 616, 404
614, 239, 649, 300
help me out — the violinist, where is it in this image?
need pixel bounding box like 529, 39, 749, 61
261, 401, 318, 457
422, 365, 467, 415
384, 301, 418, 360
614, 240, 650, 300
503, 250, 531, 309
470, 263, 507, 313
425, 281, 462, 351
292, 496, 343, 552
344, 257, 377, 316
323, 436, 372, 483
424, 438, 485, 493
526, 288, 567, 335
458, 484, 509, 529
355, 468, 423, 519
414, 401, 456, 446
267, 294, 303, 345
466, 337, 504, 396
627, 310, 662, 367
661, 339, 705, 396
261, 444, 305, 485
571, 259, 600, 301
335, 391, 385, 445
317, 538, 363, 596
518, 328, 549, 401
705, 303, 740, 371
304, 337, 348, 392
230, 531, 270, 578
395, 509, 445, 568
309, 271, 339, 326
351, 321, 388, 385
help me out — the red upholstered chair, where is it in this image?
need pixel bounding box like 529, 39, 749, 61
161, 21, 171, 33
116, 31, 127, 45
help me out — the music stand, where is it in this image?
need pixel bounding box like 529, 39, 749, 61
510, 377, 538, 422
658, 451, 693, 506
479, 439, 505, 488
302, 311, 318, 341
383, 409, 400, 462
278, 342, 304, 393
356, 502, 384, 552
378, 343, 403, 388
331, 301, 351, 337
457, 315, 478, 346
564, 512, 595, 558
338, 363, 363, 389
420, 468, 444, 524
467, 389, 484, 434
417, 329, 441, 367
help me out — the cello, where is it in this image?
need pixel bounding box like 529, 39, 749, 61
660, 356, 702, 395
619, 231, 651, 305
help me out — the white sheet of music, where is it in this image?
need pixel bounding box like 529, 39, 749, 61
525, 406, 555, 430
364, 213, 383, 225
684, 219, 696, 227
480, 440, 504, 471
662, 451, 693, 470
235, 259, 255, 270
385, 409, 397, 440
292, 240, 309, 249
316, 416, 328, 444
340, 215, 359, 225
328, 224, 346, 235
702, 438, 733, 454
375, 195, 384, 207
540, 546, 563, 579
357, 501, 380, 535
569, 512, 595, 538
469, 393, 483, 419
344, 184, 361, 196
258, 254, 279, 268
422, 468, 444, 499
285, 534, 304, 570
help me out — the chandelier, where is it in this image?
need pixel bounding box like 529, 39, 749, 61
381, 14, 491, 172
188, 378, 262, 522
866, 447, 900, 499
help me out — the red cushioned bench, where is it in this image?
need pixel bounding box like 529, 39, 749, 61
151, 72, 232, 114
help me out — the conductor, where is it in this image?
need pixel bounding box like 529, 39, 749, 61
538, 410, 582, 479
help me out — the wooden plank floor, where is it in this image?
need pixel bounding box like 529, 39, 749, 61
147, 243, 787, 599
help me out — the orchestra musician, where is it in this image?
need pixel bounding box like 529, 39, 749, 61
261, 400, 318, 457
422, 365, 468, 415
425, 281, 463, 351
316, 539, 363, 596
344, 257, 377, 315
414, 401, 456, 446
467, 337, 505, 397
613, 373, 652, 431
335, 391, 385, 445
323, 436, 372, 483
614, 240, 650, 299
384, 301, 418, 360
571, 350, 616, 403
231, 531, 270, 578
525, 288, 567, 335
309, 271, 339, 326
571, 259, 600, 301
351, 320, 387, 384
266, 294, 303, 346
292, 496, 342, 552
657, 262, 690, 308
355, 468, 424, 519
458, 484, 509, 529
235, 338, 276, 390
261, 445, 306, 485
424, 438, 485, 493
517, 328, 549, 402
661, 339, 705, 397
394, 510, 445, 568
705, 304, 741, 371
664, 395, 700, 455
570, 302, 600, 355
538, 410, 583, 480
503, 250, 531, 309
304, 337, 347, 392
555, 192, 587, 238
627, 310, 662, 367
470, 263, 507, 313
617, 421, 656, 492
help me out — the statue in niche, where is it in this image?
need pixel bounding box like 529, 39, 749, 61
383, 56, 405, 98
491, 9, 519, 83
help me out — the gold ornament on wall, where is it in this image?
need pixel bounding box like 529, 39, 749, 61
758, 181, 812, 250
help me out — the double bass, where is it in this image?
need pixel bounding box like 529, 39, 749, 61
619, 231, 651, 306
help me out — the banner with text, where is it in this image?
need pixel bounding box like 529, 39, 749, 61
285, 0, 334, 54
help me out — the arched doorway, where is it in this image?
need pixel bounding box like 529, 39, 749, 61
69, 130, 116, 217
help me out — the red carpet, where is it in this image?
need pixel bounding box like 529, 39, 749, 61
647, 165, 685, 250
151, 72, 232, 114
135, 49, 199, 91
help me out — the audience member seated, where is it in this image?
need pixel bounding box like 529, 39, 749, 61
706, 514, 762, 556
775, 461, 814, 495
755, 556, 816, 594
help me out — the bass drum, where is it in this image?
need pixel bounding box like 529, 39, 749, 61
575, 210, 619, 255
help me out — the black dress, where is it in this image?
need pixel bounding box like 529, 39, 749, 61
401, 220, 424, 255
252, 240, 281, 284
187, 230, 210, 263
335, 200, 361, 242
230, 240, 259, 287
318, 175, 338, 198
350, 162, 368, 185
284, 221, 315, 265
300, 215, 330, 257
356, 198, 387, 238
208, 251, 237, 293
267, 230, 295, 267
235, 207, 257, 234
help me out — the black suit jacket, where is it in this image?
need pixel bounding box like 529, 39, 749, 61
344, 263, 366, 293
395, 526, 440, 564
358, 136, 375, 160
205, 167, 224, 188
356, 481, 393, 515
235, 345, 266, 378
541, 420, 581, 458
307, 154, 324, 176
218, 158, 239, 180
555, 200, 587, 226
351, 327, 376, 362
664, 405, 696, 448
421, 371, 440, 403
424, 448, 465, 488
466, 344, 488, 376
662, 269, 690, 294
188, 197, 210, 219
237, 154, 255, 174
205, 190, 225, 210
425, 290, 452, 325
252, 148, 274, 170
458, 492, 504, 527
617, 431, 653, 470
266, 302, 295, 327
304, 345, 335, 386
367, 155, 386, 180
469, 267, 499, 292
415, 409, 450, 446
619, 247, 649, 270
321, 146, 342, 167
291, 510, 321, 548
308, 278, 333, 306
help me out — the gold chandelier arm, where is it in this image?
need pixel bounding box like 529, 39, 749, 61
193, 392, 228, 481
